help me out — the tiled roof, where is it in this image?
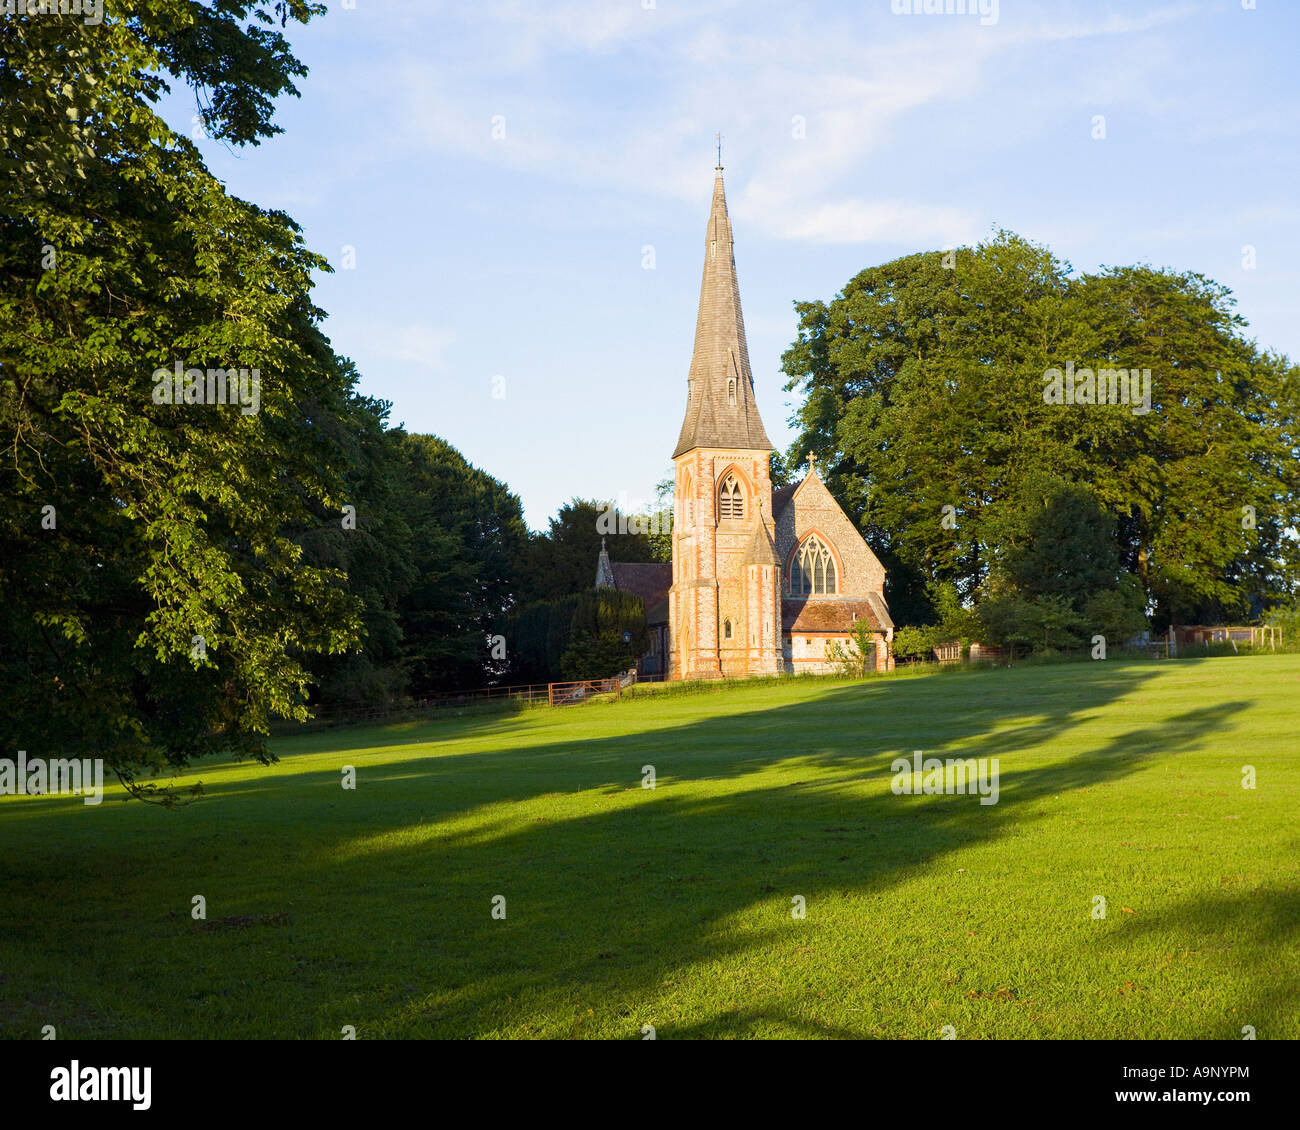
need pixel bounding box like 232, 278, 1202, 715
782, 598, 886, 633
610, 562, 672, 625
672, 172, 773, 458
771, 481, 799, 518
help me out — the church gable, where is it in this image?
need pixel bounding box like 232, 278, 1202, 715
774, 469, 886, 600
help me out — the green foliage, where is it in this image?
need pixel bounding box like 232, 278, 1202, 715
996, 480, 1120, 602
824, 617, 879, 677
978, 593, 1087, 654
890, 625, 935, 661
769, 450, 793, 489
294, 392, 413, 711
781, 231, 1300, 632
394, 433, 528, 695
503, 595, 582, 684
0, 3, 530, 777
646, 474, 676, 564
560, 590, 648, 680
890, 582, 982, 659
928, 580, 981, 644
1082, 574, 1149, 647
977, 481, 1147, 654
516, 499, 662, 604
0, 0, 356, 789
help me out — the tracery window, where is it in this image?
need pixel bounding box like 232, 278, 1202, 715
790, 535, 837, 595
718, 473, 744, 521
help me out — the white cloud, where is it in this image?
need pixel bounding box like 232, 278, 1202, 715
358, 324, 456, 369
771, 197, 976, 246
359, 1, 1208, 249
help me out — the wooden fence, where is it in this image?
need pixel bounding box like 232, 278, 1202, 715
292, 669, 642, 730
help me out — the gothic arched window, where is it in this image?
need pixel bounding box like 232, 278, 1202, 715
790, 535, 837, 595
723, 619, 733, 640
681, 471, 694, 526
718, 473, 744, 521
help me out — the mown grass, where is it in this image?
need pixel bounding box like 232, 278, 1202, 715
2, 655, 1297, 1039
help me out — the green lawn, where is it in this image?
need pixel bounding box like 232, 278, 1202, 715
3, 655, 1298, 1039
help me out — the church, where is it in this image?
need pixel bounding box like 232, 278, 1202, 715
597, 161, 894, 679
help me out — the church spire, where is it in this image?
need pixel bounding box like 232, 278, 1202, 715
672, 165, 773, 459
594, 536, 615, 589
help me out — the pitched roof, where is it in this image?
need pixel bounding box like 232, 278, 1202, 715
782, 598, 887, 633
609, 562, 672, 625
742, 502, 781, 566
672, 171, 773, 458
771, 481, 798, 518
742, 523, 781, 567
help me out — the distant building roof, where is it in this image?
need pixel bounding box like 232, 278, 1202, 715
609, 562, 672, 625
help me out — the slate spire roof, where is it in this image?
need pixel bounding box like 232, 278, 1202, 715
672, 169, 774, 458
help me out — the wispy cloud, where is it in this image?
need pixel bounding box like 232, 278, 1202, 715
337, 322, 456, 370
368, 2, 1204, 249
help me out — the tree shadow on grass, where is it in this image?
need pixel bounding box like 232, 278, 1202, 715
0, 663, 1269, 1038
257, 679, 1254, 1036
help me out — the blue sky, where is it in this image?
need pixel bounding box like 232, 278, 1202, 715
168, 0, 1299, 529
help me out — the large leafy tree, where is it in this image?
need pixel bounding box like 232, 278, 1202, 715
560, 589, 648, 680
782, 232, 1300, 633
394, 433, 529, 695
0, 2, 362, 795
294, 388, 415, 711
515, 498, 662, 605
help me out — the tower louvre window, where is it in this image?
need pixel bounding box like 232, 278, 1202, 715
727, 377, 737, 406
718, 473, 744, 521
791, 535, 837, 595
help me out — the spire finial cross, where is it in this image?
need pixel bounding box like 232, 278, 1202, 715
715, 131, 723, 170
807, 450, 817, 473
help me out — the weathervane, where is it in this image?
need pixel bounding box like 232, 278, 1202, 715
715, 131, 723, 170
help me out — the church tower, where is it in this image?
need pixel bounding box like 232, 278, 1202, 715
668, 160, 783, 679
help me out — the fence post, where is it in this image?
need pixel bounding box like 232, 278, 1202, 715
548, 683, 554, 708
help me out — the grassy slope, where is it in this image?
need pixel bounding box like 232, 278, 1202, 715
1, 656, 1297, 1039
